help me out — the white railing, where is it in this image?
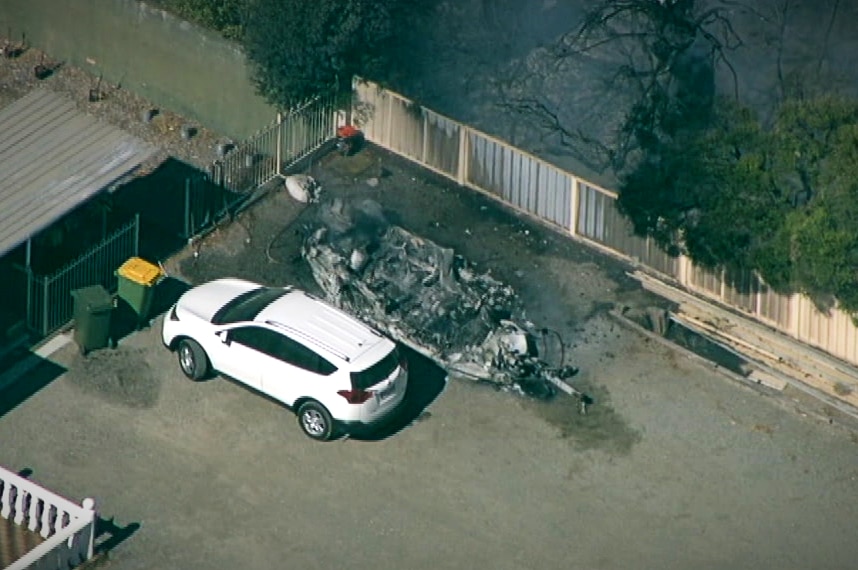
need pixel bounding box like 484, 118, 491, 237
0, 466, 96, 570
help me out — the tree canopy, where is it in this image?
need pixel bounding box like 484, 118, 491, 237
532, 0, 858, 316
619, 88, 858, 313
147, 0, 245, 39
242, 0, 425, 109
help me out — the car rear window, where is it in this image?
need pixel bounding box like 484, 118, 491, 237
212, 287, 287, 325
350, 348, 400, 389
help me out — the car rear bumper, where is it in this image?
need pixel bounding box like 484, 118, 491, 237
338, 398, 405, 436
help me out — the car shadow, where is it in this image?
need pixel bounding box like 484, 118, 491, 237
109, 276, 191, 344
349, 345, 448, 442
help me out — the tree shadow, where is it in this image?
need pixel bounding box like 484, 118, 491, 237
0, 353, 66, 418
349, 345, 448, 442
113, 158, 243, 263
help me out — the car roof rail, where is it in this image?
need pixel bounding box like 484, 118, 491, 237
266, 320, 352, 362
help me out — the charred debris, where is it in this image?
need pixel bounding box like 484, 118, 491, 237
300, 197, 591, 410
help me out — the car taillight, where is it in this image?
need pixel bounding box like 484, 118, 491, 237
337, 389, 375, 404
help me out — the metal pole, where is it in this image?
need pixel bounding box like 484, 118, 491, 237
42, 275, 49, 336
184, 178, 191, 239
276, 112, 283, 177
25, 238, 33, 330
133, 213, 140, 257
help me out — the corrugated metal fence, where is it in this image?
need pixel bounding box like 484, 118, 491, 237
353, 79, 858, 367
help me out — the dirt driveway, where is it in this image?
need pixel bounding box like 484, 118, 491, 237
2, 147, 858, 570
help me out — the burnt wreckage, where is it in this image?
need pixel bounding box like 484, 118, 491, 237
301, 198, 590, 406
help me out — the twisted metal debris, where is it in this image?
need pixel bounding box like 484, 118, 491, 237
301, 198, 589, 406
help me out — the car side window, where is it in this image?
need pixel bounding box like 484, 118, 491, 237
228, 326, 336, 375
229, 326, 279, 356
274, 335, 337, 376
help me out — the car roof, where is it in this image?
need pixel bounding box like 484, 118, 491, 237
257, 289, 392, 366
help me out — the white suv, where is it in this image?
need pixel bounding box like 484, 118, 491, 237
161, 278, 408, 440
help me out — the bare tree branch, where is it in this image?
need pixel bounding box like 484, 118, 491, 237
816, 0, 841, 77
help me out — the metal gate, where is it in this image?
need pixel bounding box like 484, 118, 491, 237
15, 215, 139, 337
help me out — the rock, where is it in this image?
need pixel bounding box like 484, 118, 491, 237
349, 248, 368, 272
284, 174, 321, 203
180, 125, 197, 140
142, 108, 158, 123
646, 307, 670, 336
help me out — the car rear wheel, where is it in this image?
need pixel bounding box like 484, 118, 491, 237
297, 401, 335, 441
178, 339, 210, 381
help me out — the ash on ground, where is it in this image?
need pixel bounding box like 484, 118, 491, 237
301, 197, 589, 405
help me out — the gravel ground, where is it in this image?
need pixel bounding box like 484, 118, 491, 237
2, 146, 858, 569
0, 39, 224, 170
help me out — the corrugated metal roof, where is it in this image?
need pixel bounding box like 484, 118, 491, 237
0, 89, 157, 258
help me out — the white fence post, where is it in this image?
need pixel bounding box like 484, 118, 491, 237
385, 94, 393, 148
82, 497, 96, 560
275, 112, 283, 176
456, 127, 468, 186
421, 111, 429, 164
790, 294, 802, 339
569, 177, 579, 236
677, 254, 690, 288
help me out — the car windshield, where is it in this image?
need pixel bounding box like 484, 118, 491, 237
212, 287, 287, 325
350, 348, 400, 390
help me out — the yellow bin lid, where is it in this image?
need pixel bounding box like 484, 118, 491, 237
117, 257, 163, 286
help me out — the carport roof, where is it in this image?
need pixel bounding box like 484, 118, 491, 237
0, 89, 157, 258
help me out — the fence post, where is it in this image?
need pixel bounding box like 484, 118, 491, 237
456, 127, 468, 186
25, 267, 33, 332
275, 112, 283, 177
133, 213, 140, 257
82, 498, 96, 560
677, 254, 690, 287
421, 111, 429, 164
719, 268, 726, 302
790, 294, 801, 339
569, 177, 580, 237
42, 275, 50, 336
385, 94, 393, 148
184, 178, 191, 239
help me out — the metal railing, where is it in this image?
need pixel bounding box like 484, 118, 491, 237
0, 466, 96, 570
184, 96, 337, 240
15, 216, 139, 337
210, 95, 337, 194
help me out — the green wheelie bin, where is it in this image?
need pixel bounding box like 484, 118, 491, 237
115, 257, 164, 327
71, 285, 115, 355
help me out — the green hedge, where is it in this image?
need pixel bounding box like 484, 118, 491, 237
143, 0, 246, 40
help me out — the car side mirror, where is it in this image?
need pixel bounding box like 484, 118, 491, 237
216, 330, 231, 345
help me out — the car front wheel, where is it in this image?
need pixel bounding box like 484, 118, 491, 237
297, 401, 335, 441
177, 338, 210, 381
